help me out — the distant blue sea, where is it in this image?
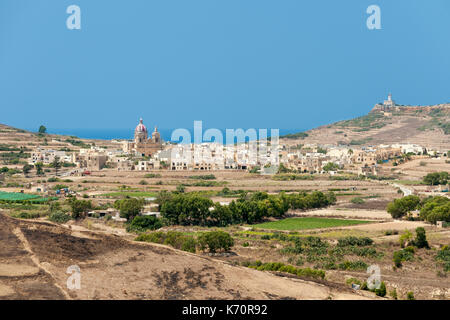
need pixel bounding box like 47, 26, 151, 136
41, 128, 304, 143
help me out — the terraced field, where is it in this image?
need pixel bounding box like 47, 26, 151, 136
252, 217, 370, 231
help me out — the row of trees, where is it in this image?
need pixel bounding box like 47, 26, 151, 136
387, 195, 449, 223
22, 157, 64, 177
158, 191, 336, 227
63, 190, 336, 228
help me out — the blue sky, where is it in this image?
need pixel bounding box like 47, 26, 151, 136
1, 0, 450, 133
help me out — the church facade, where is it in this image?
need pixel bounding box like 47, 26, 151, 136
128, 118, 163, 157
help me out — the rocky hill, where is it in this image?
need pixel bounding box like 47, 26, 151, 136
281, 103, 450, 150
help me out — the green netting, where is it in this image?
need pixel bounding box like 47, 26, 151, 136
0, 191, 50, 203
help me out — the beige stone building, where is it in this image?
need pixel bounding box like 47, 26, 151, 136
129, 118, 163, 157
74, 154, 108, 171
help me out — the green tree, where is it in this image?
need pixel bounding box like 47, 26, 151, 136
38, 125, 47, 134
51, 156, 62, 177
420, 196, 450, 223
176, 184, 186, 193
115, 198, 145, 221
198, 231, 234, 253
127, 215, 162, 233
323, 162, 339, 172
35, 162, 44, 176
413, 227, 429, 249
67, 198, 92, 219
22, 164, 33, 176
406, 292, 415, 300
423, 172, 449, 185
160, 194, 213, 226
375, 281, 386, 297
387, 195, 421, 219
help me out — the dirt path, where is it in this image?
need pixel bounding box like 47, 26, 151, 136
11, 227, 71, 299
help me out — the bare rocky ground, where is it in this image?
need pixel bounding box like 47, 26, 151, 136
282, 112, 450, 150
0, 213, 375, 300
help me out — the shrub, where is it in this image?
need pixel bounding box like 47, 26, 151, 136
399, 230, 413, 248
351, 197, 365, 204
393, 248, 414, 267
135, 231, 197, 253
13, 211, 41, 219
435, 245, 450, 272
384, 229, 399, 236
413, 227, 429, 249
375, 281, 386, 297
247, 261, 325, 280
189, 174, 216, 180
406, 291, 415, 300
346, 277, 361, 286
48, 211, 71, 223
338, 260, 368, 271
198, 231, 234, 253
144, 173, 162, 178
337, 236, 373, 247
126, 215, 162, 233
390, 288, 398, 300
181, 237, 197, 253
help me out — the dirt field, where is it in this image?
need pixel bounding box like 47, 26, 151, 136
0, 212, 376, 300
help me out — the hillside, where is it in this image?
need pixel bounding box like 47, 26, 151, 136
0, 212, 371, 300
281, 103, 450, 150
0, 124, 116, 153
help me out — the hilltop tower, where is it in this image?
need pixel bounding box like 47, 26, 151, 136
383, 93, 396, 110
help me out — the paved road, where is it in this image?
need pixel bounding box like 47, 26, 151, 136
392, 183, 413, 196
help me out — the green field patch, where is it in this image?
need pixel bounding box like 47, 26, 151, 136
0, 191, 53, 203
251, 217, 370, 231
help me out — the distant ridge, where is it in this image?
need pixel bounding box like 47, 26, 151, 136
281, 98, 450, 150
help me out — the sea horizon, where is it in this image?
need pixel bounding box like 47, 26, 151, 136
30, 128, 305, 142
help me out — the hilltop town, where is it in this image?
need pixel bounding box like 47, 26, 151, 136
0, 95, 447, 182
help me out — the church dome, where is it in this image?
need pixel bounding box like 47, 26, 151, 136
135, 118, 147, 133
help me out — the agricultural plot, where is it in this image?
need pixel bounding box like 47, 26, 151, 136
252, 217, 370, 231
0, 191, 50, 203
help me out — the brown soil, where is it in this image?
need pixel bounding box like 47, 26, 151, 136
0, 212, 374, 300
